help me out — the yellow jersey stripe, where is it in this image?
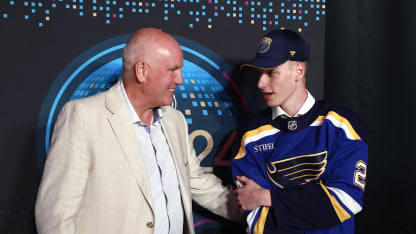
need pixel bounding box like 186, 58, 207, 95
234, 125, 278, 159
312, 112, 361, 140
319, 181, 351, 223
254, 207, 270, 234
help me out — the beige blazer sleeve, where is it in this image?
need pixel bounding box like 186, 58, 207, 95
35, 101, 90, 234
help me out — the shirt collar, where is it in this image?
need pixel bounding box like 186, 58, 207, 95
272, 90, 315, 120
120, 81, 163, 126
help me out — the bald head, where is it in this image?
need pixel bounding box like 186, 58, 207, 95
122, 28, 181, 79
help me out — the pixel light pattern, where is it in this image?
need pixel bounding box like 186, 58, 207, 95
2, 0, 325, 31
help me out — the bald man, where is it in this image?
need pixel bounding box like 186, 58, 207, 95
35, 28, 240, 234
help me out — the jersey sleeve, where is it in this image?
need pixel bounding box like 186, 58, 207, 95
230, 123, 277, 234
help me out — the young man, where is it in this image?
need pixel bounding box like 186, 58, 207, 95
231, 29, 368, 233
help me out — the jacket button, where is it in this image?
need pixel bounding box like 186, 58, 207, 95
146, 222, 154, 228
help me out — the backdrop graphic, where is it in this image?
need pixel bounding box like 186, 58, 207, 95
0, 0, 325, 233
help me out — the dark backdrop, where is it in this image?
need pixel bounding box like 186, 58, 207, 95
0, 0, 415, 233
325, 1, 416, 233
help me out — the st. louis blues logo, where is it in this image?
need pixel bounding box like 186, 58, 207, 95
257, 37, 272, 53
266, 151, 327, 188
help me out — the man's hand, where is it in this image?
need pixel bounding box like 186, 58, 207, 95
235, 176, 272, 211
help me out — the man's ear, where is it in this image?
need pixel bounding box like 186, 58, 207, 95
135, 61, 146, 83
294, 62, 306, 82
296, 63, 305, 75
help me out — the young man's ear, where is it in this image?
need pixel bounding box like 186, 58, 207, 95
294, 62, 306, 82
135, 61, 146, 83
296, 63, 305, 75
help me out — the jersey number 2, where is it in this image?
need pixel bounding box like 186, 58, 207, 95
354, 160, 367, 191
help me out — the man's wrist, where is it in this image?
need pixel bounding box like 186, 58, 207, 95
260, 189, 272, 207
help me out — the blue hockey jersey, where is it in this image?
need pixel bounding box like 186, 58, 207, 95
231, 101, 368, 234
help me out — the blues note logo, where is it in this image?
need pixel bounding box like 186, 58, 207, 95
257, 37, 272, 53
266, 151, 327, 188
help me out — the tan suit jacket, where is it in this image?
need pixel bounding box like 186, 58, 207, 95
35, 81, 233, 234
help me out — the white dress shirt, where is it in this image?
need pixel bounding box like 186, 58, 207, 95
271, 90, 316, 120
121, 82, 184, 234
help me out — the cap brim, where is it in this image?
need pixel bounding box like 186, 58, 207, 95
240, 56, 287, 70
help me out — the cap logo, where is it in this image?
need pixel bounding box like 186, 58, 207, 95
257, 37, 272, 53
290, 50, 296, 57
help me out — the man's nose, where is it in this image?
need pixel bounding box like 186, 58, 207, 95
175, 70, 184, 85
257, 73, 267, 89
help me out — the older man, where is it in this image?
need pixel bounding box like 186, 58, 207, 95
36, 28, 239, 234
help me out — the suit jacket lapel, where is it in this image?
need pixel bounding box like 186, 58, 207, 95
160, 109, 186, 185
160, 107, 191, 210
105, 80, 153, 210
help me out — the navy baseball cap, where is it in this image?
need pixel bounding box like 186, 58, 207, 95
241, 29, 310, 70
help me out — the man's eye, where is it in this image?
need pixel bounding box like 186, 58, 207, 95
268, 70, 277, 76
